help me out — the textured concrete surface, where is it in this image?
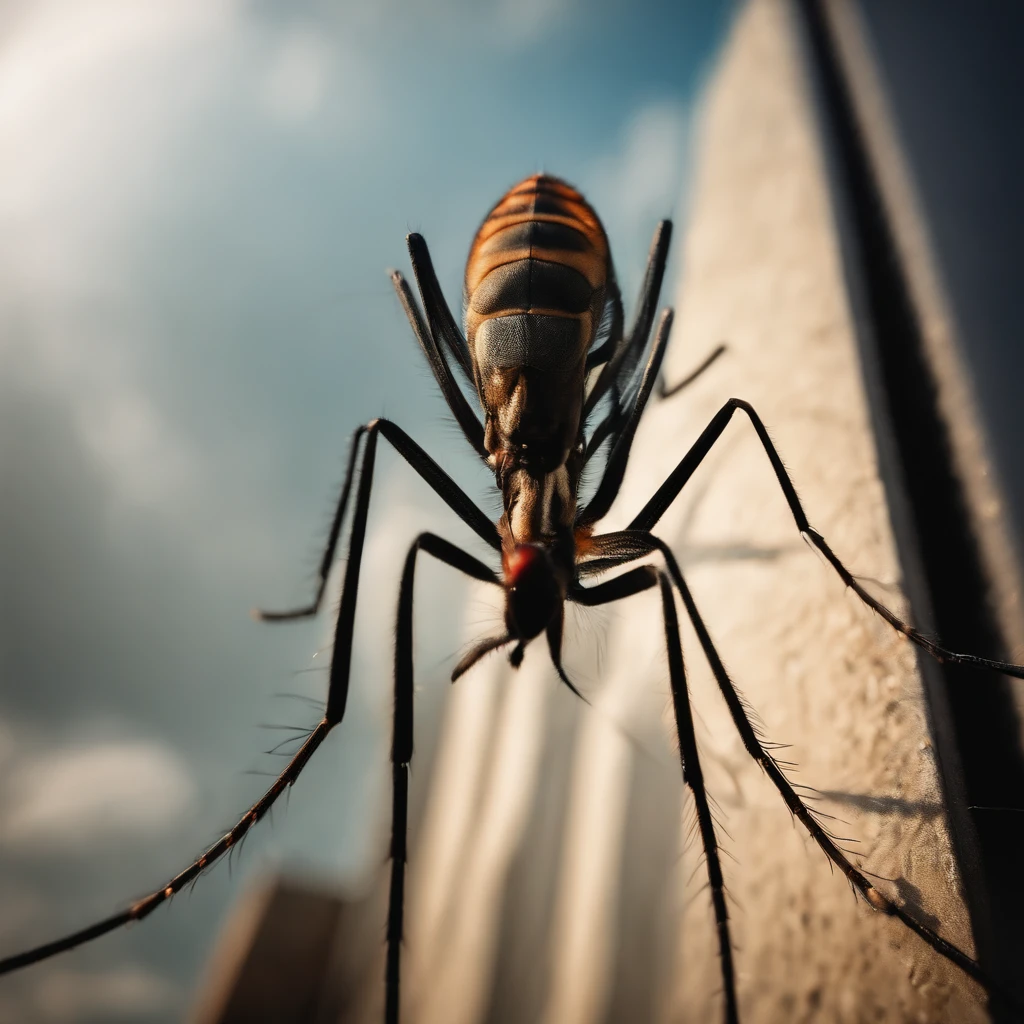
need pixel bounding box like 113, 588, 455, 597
639, 0, 985, 1019
333, 1, 992, 1021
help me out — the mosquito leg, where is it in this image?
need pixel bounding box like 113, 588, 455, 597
583, 411, 615, 464
568, 564, 658, 605
628, 221, 672, 356
657, 571, 739, 1024
658, 342, 727, 399
258, 250, 480, 623
645, 537, 1021, 1012
2, 415, 501, 966
390, 268, 487, 461
575, 537, 1024, 1020
0, 719, 332, 975
582, 225, 673, 470
256, 414, 499, 622
451, 633, 515, 681
387, 532, 501, 1024
584, 296, 623, 373
578, 309, 674, 526
0, 528, 499, 982
567, 555, 738, 1020
575, 528, 1020, 1010
568, 559, 738, 1019
587, 338, 721, 466
627, 397, 1024, 679
255, 426, 367, 622
584, 221, 671, 418
302, 420, 501, 725
405, 234, 473, 382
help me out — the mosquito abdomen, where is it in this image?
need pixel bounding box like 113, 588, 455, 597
465, 174, 611, 374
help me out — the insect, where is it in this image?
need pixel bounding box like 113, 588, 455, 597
2, 174, 1023, 1023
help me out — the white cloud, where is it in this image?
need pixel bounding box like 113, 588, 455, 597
1, 738, 196, 848
78, 385, 200, 509
590, 100, 691, 228
0, 0, 238, 251
264, 26, 335, 123
0, 0, 243, 531
587, 100, 691, 298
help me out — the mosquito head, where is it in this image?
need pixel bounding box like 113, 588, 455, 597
504, 543, 565, 642
447, 533, 571, 683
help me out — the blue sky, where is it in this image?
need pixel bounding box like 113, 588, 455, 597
0, 0, 732, 1019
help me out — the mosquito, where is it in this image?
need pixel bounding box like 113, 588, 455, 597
2, 173, 1023, 1024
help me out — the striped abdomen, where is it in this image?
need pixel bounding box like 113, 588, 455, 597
465, 175, 611, 485
465, 174, 610, 378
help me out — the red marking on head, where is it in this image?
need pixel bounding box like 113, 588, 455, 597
503, 543, 561, 640
506, 544, 542, 587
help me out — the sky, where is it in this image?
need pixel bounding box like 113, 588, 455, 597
0, 0, 733, 1019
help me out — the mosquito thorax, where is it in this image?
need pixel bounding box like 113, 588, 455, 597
503, 543, 566, 641
480, 366, 585, 477
497, 462, 578, 548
